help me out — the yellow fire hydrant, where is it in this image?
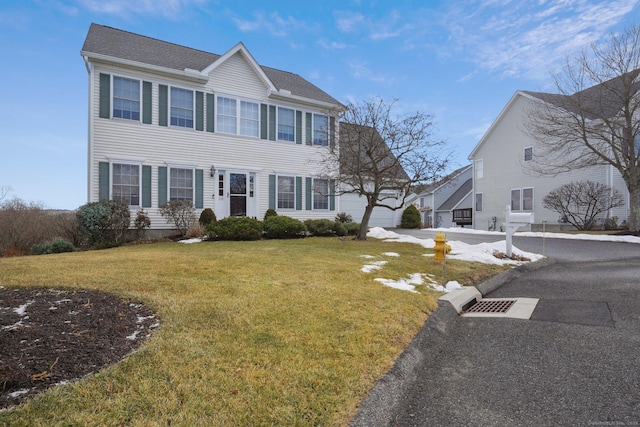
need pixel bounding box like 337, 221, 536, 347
434, 232, 451, 263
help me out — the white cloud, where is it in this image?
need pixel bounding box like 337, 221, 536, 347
439, 0, 640, 80
348, 60, 393, 84
77, 0, 205, 18
229, 10, 313, 37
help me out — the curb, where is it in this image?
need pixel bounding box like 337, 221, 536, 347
349, 258, 555, 427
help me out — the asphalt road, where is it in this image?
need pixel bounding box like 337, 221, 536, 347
352, 230, 640, 426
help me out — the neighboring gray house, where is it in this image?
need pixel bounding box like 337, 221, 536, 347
81, 24, 344, 232
414, 165, 473, 228
468, 88, 631, 231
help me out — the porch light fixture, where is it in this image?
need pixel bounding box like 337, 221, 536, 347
210, 165, 215, 177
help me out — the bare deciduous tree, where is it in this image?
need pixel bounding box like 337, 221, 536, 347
324, 98, 449, 240
543, 180, 625, 230
523, 24, 640, 231
0, 185, 12, 202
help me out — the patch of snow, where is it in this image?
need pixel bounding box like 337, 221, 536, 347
361, 260, 387, 273
382, 252, 400, 257
126, 329, 141, 341
9, 389, 30, 398
432, 226, 640, 244
373, 273, 426, 293
179, 238, 203, 244
359, 254, 376, 259
13, 301, 34, 316
55, 298, 72, 304
137, 315, 155, 323
2, 320, 27, 331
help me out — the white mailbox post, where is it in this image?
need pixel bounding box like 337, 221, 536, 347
504, 205, 534, 257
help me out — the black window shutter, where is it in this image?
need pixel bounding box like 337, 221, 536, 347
142, 165, 152, 207
206, 93, 215, 133
99, 73, 110, 119
159, 85, 168, 127
260, 104, 268, 139
158, 166, 167, 205
268, 105, 276, 141
98, 161, 109, 200
295, 110, 302, 144
142, 81, 152, 124
195, 91, 204, 131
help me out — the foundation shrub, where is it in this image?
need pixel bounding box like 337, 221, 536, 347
263, 216, 306, 239
206, 216, 263, 241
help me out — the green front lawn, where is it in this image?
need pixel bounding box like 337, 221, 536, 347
0, 237, 506, 426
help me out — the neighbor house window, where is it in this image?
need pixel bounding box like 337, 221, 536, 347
278, 107, 295, 141
112, 76, 140, 121
170, 168, 194, 202
524, 146, 533, 161
240, 101, 259, 137
112, 163, 140, 206
475, 193, 483, 212
217, 97, 237, 134
277, 176, 295, 209
313, 179, 329, 210
313, 114, 329, 146
170, 87, 194, 128
511, 189, 521, 211
475, 159, 483, 179
522, 187, 534, 211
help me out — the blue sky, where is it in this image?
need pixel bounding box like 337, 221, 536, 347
0, 0, 638, 209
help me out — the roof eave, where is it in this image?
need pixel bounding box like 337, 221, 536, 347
268, 90, 343, 110
81, 51, 209, 83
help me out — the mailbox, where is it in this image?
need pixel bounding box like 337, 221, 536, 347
503, 205, 534, 257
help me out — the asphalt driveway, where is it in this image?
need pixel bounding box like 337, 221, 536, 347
352, 230, 640, 426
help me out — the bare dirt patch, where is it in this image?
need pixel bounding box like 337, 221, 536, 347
0, 287, 158, 410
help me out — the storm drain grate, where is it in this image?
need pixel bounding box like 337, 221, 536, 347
465, 299, 517, 314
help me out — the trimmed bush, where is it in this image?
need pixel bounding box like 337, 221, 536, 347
401, 205, 421, 229
263, 216, 306, 239
31, 238, 75, 255
199, 208, 217, 226
76, 200, 130, 248
344, 222, 361, 236
263, 209, 278, 220
304, 219, 348, 237
206, 216, 263, 241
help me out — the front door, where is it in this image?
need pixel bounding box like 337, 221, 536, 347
229, 173, 247, 216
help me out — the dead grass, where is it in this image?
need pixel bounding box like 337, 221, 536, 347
0, 237, 507, 426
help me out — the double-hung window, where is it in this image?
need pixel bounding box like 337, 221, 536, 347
113, 76, 140, 121
277, 176, 295, 209
313, 179, 329, 210
217, 97, 237, 134
524, 147, 533, 161
170, 87, 194, 128
475, 159, 484, 179
240, 101, 259, 137
112, 163, 140, 206
278, 107, 295, 142
475, 193, 483, 212
511, 188, 534, 211
170, 168, 194, 202
313, 114, 329, 146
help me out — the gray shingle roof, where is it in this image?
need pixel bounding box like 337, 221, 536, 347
436, 178, 472, 211
81, 23, 341, 106
522, 69, 640, 120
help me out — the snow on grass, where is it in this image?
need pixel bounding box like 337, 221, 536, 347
431, 226, 640, 244
382, 252, 400, 257
179, 238, 203, 244
361, 260, 387, 273
13, 300, 34, 316
368, 227, 543, 265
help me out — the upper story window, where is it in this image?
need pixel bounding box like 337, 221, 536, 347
475, 159, 483, 179
278, 107, 295, 142
112, 163, 140, 206
170, 167, 194, 202
475, 193, 483, 212
113, 76, 140, 121
313, 114, 329, 146
313, 178, 329, 210
277, 176, 295, 209
170, 87, 194, 128
524, 146, 533, 161
217, 97, 237, 134
240, 101, 259, 137
216, 97, 260, 137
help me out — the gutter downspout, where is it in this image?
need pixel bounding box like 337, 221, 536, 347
83, 56, 94, 204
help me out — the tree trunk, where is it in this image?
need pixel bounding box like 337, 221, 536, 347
356, 203, 375, 240
628, 184, 640, 232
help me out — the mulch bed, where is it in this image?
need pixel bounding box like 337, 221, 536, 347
0, 287, 159, 410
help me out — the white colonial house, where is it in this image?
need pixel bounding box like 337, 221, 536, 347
468, 89, 631, 231
413, 165, 473, 228
81, 24, 350, 234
